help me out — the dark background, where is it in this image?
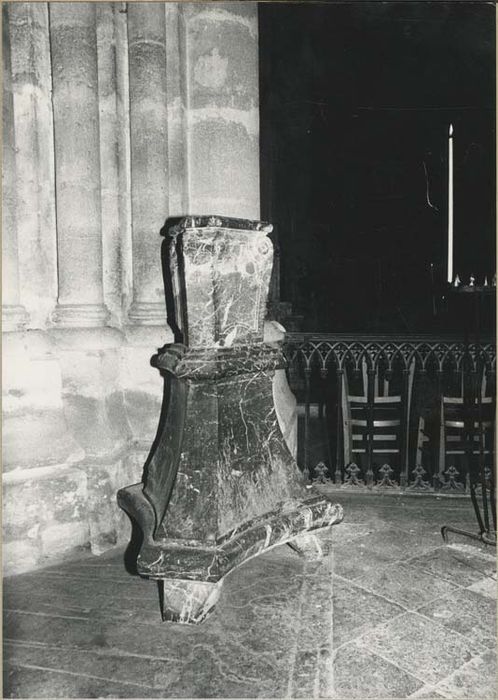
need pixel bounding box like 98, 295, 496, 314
259, 1, 496, 333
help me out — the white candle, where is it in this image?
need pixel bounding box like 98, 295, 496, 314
447, 123, 454, 283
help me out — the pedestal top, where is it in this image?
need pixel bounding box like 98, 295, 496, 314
165, 215, 273, 236
166, 215, 275, 348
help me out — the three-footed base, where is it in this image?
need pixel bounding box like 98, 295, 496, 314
118, 484, 344, 624
157, 534, 323, 623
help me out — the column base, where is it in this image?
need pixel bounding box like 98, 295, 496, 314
2, 304, 29, 332
127, 302, 166, 326
51, 303, 110, 328
118, 483, 343, 623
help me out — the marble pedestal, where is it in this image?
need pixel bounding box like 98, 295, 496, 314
117, 216, 343, 623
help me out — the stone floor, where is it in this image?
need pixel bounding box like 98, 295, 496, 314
3, 492, 497, 699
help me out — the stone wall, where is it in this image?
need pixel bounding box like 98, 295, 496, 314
3, 2, 296, 576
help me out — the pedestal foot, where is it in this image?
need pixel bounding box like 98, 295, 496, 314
159, 578, 223, 624
287, 532, 324, 560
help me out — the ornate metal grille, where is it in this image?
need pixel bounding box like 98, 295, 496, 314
284, 333, 496, 494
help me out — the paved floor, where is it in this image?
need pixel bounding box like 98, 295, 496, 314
3, 492, 496, 698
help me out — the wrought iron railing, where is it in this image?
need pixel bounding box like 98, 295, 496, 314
283, 333, 496, 494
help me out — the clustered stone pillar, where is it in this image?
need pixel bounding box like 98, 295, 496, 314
50, 2, 109, 328
2, 6, 85, 572
127, 2, 168, 325
3, 0, 300, 579
118, 216, 343, 624
2, 6, 28, 332
47, 2, 130, 559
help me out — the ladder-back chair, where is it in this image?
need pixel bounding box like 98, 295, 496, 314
342, 357, 415, 487
440, 370, 495, 489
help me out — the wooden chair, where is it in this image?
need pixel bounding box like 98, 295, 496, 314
342, 358, 415, 486
440, 388, 495, 489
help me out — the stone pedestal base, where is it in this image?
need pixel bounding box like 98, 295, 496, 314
118, 483, 343, 623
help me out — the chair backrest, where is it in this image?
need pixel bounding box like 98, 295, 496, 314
442, 394, 495, 457
341, 356, 416, 484
342, 357, 402, 465
347, 393, 402, 458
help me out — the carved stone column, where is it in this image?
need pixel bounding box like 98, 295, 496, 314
2, 6, 28, 331
8, 1, 57, 329
118, 216, 343, 624
126, 3, 168, 325
50, 3, 109, 327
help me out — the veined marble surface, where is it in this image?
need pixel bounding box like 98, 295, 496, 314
118, 217, 343, 623
168, 218, 273, 348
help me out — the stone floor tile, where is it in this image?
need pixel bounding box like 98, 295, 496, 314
284, 564, 336, 697
218, 592, 302, 665
333, 527, 438, 583
4, 640, 183, 691
3, 575, 163, 626
218, 561, 306, 665
321, 490, 476, 527
323, 521, 387, 543
52, 564, 137, 581
332, 576, 404, 647
332, 541, 394, 579
3, 493, 496, 699
467, 575, 497, 599
288, 647, 322, 698
354, 561, 459, 610
332, 641, 423, 698
155, 643, 282, 698
433, 650, 497, 699
4, 610, 103, 650
3, 611, 289, 698
407, 686, 448, 698
181, 629, 284, 695
405, 546, 496, 587
446, 542, 497, 562
5, 606, 230, 661
355, 611, 481, 685
321, 490, 396, 526
289, 580, 334, 653
3, 663, 166, 698
3, 597, 164, 627
358, 526, 440, 562
3, 569, 160, 610
416, 588, 496, 650
440, 518, 494, 557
